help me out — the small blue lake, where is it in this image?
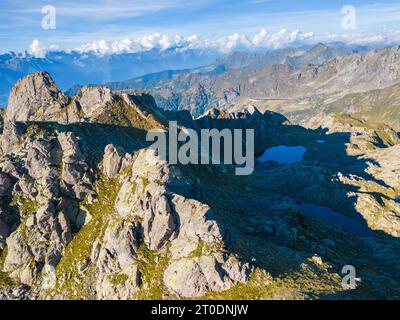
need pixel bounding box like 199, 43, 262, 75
258, 146, 307, 164
299, 203, 374, 237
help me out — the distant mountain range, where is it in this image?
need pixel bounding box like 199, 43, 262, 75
0, 48, 223, 107
3, 41, 398, 131
0, 42, 374, 108
108, 43, 371, 91
105, 43, 400, 130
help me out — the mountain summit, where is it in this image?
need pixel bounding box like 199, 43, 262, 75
6, 71, 69, 122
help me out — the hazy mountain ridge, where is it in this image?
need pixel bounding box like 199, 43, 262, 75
0, 48, 224, 107
0, 72, 399, 300
105, 43, 400, 129
0, 42, 373, 109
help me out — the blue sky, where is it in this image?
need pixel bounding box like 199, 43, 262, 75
1, 0, 400, 52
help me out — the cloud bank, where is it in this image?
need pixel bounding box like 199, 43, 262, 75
27, 28, 400, 58
26, 29, 315, 57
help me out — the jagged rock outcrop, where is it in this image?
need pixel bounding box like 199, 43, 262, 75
0, 120, 94, 287
0, 285, 31, 300
93, 221, 142, 300
6, 71, 71, 123
164, 254, 251, 298
77, 86, 113, 118
1, 121, 23, 155
3, 186, 70, 287
0, 92, 255, 299
58, 132, 94, 200
3, 199, 71, 285
102, 145, 132, 179
111, 149, 252, 297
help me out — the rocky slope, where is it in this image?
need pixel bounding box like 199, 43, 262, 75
0, 72, 399, 300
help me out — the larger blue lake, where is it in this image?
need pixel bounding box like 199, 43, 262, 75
258, 146, 307, 164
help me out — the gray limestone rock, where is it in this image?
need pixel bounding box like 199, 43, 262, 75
77, 86, 113, 118
6, 71, 70, 123
102, 144, 129, 179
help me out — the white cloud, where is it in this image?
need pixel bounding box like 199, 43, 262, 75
209, 29, 314, 52
214, 33, 251, 52
27, 28, 400, 58
28, 39, 47, 58
250, 29, 314, 49
76, 33, 206, 55
252, 29, 268, 46
27, 40, 61, 58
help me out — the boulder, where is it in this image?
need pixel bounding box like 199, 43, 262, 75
102, 145, 129, 179
77, 86, 113, 118
163, 255, 252, 298
143, 193, 178, 251
58, 132, 94, 200
95, 220, 141, 274
94, 221, 142, 299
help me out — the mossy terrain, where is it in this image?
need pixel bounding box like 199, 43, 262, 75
0, 247, 16, 290
134, 244, 171, 300
202, 262, 344, 300
121, 165, 133, 177
141, 177, 150, 191
188, 240, 225, 258
11, 195, 40, 217
21, 124, 47, 141
49, 177, 120, 299
326, 84, 400, 131
9, 196, 41, 243
95, 97, 164, 131
110, 273, 129, 286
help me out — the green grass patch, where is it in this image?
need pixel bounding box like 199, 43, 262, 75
50, 177, 120, 299
141, 177, 150, 191
134, 244, 170, 300
0, 247, 16, 290
95, 98, 163, 131
203, 263, 343, 300
110, 273, 129, 286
